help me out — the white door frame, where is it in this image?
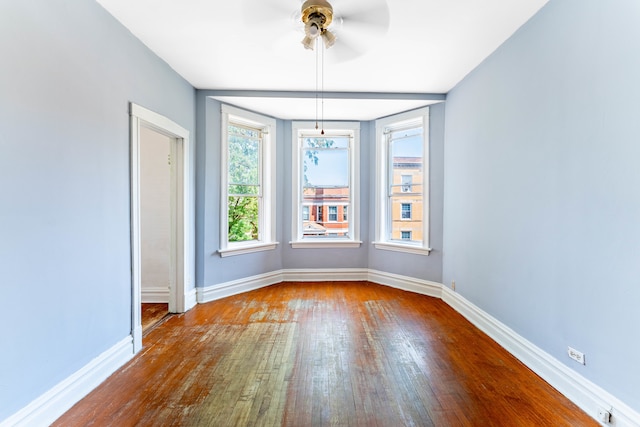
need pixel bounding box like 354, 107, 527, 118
130, 103, 192, 353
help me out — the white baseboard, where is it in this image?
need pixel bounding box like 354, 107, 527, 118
197, 268, 441, 305
8, 272, 637, 427
197, 270, 285, 303
441, 287, 640, 427
1, 336, 134, 427
141, 286, 169, 303
282, 268, 369, 282
368, 269, 442, 298
198, 268, 372, 304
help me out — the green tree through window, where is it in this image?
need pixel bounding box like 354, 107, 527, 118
227, 124, 260, 242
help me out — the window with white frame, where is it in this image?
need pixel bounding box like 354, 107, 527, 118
374, 107, 430, 255
328, 206, 338, 221
401, 203, 412, 220
291, 122, 361, 248
218, 105, 277, 257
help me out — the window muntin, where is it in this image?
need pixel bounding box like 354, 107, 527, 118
374, 108, 430, 255
219, 105, 277, 257
292, 122, 360, 248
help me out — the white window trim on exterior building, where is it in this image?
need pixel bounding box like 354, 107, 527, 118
374, 107, 431, 255
218, 104, 278, 257
291, 121, 361, 248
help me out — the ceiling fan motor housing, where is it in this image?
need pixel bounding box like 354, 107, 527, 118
301, 0, 333, 29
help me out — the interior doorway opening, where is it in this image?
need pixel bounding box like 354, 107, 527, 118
130, 103, 192, 353
139, 126, 172, 336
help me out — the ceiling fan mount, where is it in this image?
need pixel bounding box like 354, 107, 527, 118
300, 0, 337, 50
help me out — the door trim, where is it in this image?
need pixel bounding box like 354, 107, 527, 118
130, 103, 192, 353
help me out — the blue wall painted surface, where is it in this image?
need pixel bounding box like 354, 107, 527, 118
443, 0, 640, 411
7, 0, 638, 422
280, 119, 371, 270
368, 104, 445, 281
195, 96, 445, 285
196, 94, 285, 286
0, 0, 195, 420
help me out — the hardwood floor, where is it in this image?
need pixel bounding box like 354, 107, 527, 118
141, 303, 169, 335
54, 282, 597, 426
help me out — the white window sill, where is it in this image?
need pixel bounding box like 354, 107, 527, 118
290, 240, 362, 249
218, 242, 279, 257
372, 241, 432, 256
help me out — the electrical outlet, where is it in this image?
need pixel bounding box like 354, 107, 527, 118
597, 408, 611, 424
451, 280, 456, 291
567, 346, 585, 365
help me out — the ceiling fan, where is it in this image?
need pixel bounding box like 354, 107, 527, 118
243, 0, 390, 62
300, 0, 337, 50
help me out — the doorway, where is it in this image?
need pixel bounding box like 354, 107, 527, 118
139, 126, 172, 335
130, 103, 192, 353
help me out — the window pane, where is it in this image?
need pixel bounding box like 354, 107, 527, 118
304, 136, 349, 149
390, 128, 422, 196
328, 206, 338, 221
295, 128, 356, 243
229, 124, 261, 139
401, 203, 411, 219
377, 110, 428, 250
302, 188, 350, 238
303, 149, 348, 188
228, 128, 259, 186
228, 196, 259, 242
389, 197, 422, 243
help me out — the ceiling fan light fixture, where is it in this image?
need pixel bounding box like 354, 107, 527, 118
300, 0, 334, 50
305, 18, 321, 37
321, 29, 336, 48
301, 35, 316, 50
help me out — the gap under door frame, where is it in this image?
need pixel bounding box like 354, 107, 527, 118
130, 102, 193, 353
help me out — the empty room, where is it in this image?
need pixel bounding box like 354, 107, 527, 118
1, 0, 638, 426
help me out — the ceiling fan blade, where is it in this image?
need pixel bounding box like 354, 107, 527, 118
324, 35, 367, 63
332, 0, 390, 32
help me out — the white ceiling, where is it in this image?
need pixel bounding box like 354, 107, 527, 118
97, 0, 548, 120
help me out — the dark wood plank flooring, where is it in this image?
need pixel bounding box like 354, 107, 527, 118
54, 282, 597, 426
141, 303, 169, 335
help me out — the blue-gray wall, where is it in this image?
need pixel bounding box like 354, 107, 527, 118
368, 104, 445, 281
195, 96, 445, 286
5, 0, 637, 422
0, 0, 195, 420
195, 94, 285, 286
443, 0, 640, 411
